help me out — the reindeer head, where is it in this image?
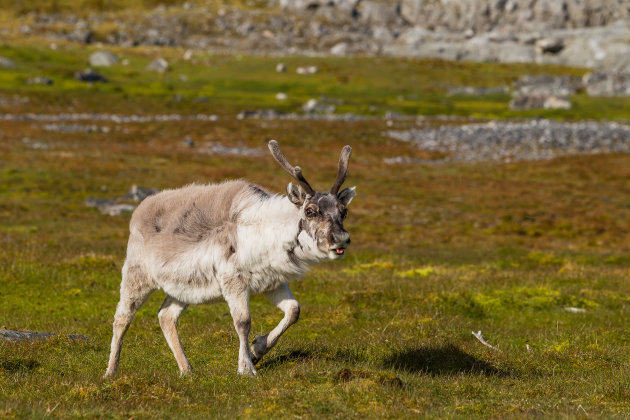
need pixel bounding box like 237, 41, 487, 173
268, 140, 356, 260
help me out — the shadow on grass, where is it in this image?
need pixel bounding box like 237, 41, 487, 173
383, 344, 510, 377
1, 358, 39, 373
258, 345, 367, 370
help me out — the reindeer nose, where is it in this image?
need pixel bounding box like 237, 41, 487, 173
333, 230, 351, 247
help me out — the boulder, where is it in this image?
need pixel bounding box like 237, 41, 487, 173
89, 51, 119, 67
146, 57, 169, 73
583, 71, 630, 96
74, 68, 107, 83
0, 56, 15, 68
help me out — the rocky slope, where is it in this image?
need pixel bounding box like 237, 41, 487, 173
3, 1, 630, 70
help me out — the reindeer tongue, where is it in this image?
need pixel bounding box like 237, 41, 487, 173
335, 248, 345, 255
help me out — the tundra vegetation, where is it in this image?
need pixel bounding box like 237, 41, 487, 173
1, 39, 630, 419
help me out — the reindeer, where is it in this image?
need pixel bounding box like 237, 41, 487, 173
104, 140, 355, 377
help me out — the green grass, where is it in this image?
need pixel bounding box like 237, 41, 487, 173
1, 43, 622, 120
1, 45, 630, 418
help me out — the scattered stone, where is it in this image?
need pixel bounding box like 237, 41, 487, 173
122, 185, 159, 202
42, 123, 110, 133
237, 109, 285, 119
146, 57, 169, 73
536, 37, 564, 54
583, 71, 630, 96
296, 65, 317, 75
198, 142, 264, 157
275, 92, 288, 100
0, 329, 88, 342
383, 156, 445, 165
86, 185, 158, 216
74, 68, 107, 83
276, 62, 287, 73
303, 98, 336, 114
68, 23, 93, 44
542, 96, 572, 110
330, 42, 349, 56
0, 56, 15, 68
514, 75, 580, 97
0, 113, 219, 123
388, 119, 630, 163
509, 95, 571, 110
182, 136, 195, 147
26, 77, 53, 85
447, 86, 510, 96
89, 50, 119, 67
183, 49, 194, 60
564, 307, 587, 313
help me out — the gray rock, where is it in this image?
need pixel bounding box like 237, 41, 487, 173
68, 21, 93, 43
388, 119, 630, 163
303, 98, 336, 114
0, 329, 87, 342
583, 71, 630, 96
514, 75, 580, 97
89, 51, 119, 67
357, 0, 398, 25
509, 94, 571, 110
197, 142, 264, 157
26, 77, 53, 85
276, 62, 287, 72
0, 56, 15, 68
536, 37, 564, 54
146, 57, 169, 73
74, 68, 107, 83
330, 42, 349, 56
122, 185, 158, 202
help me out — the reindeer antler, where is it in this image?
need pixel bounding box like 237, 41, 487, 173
268, 140, 315, 196
330, 145, 352, 195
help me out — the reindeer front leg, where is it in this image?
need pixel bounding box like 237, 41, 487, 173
250, 283, 300, 364
225, 288, 257, 376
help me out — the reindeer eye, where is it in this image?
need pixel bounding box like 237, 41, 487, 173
305, 208, 317, 218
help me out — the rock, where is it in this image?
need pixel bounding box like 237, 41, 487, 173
303, 98, 336, 114
509, 94, 571, 110
330, 42, 349, 56
183, 49, 194, 60
68, 21, 93, 44
296, 65, 317, 75
275, 92, 288, 100
100, 204, 136, 216
26, 77, 53, 85
276, 62, 287, 73
0, 56, 15, 68
514, 75, 580, 97
388, 119, 630, 163
356, 0, 398, 25
197, 142, 265, 157
89, 51, 119, 67
0, 329, 88, 342
122, 185, 159, 202
182, 136, 195, 147
86, 185, 157, 216
74, 68, 107, 83
583, 71, 630, 96
236, 109, 285, 119
543, 96, 572, 109
447, 86, 510, 96
146, 57, 169, 73
536, 37, 564, 54
400, 0, 424, 25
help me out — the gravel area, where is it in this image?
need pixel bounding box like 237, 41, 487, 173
387, 119, 630, 163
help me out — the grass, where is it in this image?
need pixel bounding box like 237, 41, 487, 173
1, 43, 630, 418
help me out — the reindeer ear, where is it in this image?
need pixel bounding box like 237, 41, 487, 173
338, 186, 356, 206
286, 182, 306, 206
